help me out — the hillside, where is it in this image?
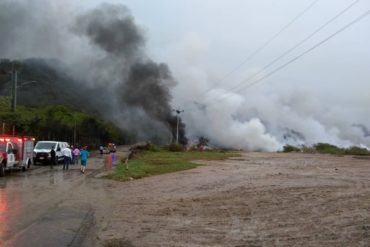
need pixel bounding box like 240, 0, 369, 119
0, 59, 128, 146
0, 58, 108, 113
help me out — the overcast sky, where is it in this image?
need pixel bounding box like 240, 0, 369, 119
80, 0, 370, 106
2, 0, 370, 150
81, 0, 370, 79
81, 0, 370, 149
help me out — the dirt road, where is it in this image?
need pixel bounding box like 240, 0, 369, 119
2, 151, 370, 246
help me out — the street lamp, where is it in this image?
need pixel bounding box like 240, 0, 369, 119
172, 109, 184, 144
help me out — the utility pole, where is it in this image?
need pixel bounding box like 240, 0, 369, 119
172, 109, 184, 144
9, 68, 36, 113
10, 70, 17, 113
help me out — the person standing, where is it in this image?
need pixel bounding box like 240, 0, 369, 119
50, 146, 56, 169
62, 145, 72, 170
80, 146, 89, 174
70, 145, 74, 164
72, 146, 80, 165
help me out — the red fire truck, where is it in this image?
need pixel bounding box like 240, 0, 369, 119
0, 136, 35, 177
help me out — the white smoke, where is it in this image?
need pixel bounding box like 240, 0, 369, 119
169, 29, 370, 151
2, 0, 370, 151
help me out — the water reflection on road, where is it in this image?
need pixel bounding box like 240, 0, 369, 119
0, 188, 10, 246
0, 148, 129, 247
0, 163, 99, 247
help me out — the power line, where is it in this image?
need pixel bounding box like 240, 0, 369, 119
228, 9, 370, 94
181, 3, 368, 113
201, 0, 320, 94
186, 10, 370, 111
222, 0, 360, 95
180, 0, 320, 112
185, 8, 369, 113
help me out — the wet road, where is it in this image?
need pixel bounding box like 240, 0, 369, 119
0, 148, 130, 247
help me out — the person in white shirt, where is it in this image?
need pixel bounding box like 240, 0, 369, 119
62, 146, 72, 170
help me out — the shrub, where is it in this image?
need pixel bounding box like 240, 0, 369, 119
167, 143, 184, 152
344, 146, 370, 156
314, 143, 344, 155
283, 144, 301, 153
147, 143, 161, 152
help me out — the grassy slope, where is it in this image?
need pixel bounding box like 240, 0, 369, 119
108, 150, 240, 181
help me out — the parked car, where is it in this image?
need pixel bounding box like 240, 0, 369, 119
33, 141, 68, 164
0, 136, 35, 177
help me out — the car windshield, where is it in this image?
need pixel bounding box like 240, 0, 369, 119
0, 143, 6, 152
35, 142, 56, 149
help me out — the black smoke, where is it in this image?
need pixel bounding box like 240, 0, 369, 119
123, 62, 173, 119
0, 1, 187, 144
76, 4, 145, 61
75, 4, 187, 144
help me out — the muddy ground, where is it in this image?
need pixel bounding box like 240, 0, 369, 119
2, 150, 370, 246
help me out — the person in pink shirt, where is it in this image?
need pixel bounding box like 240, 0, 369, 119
72, 146, 81, 165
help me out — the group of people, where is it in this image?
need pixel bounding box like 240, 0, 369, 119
50, 145, 89, 173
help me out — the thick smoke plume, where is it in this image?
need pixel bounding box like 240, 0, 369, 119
0, 0, 186, 144
168, 28, 370, 151
3, 0, 368, 151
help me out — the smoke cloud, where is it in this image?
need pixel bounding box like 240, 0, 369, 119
0, 0, 186, 144
1, 0, 368, 151
168, 28, 370, 151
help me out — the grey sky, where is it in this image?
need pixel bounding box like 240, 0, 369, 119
81, 0, 370, 149
82, 0, 369, 99
2, 0, 370, 150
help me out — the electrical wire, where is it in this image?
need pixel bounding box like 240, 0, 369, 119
225, 9, 370, 95
180, 0, 321, 111
180, 2, 368, 113
201, 0, 320, 94
222, 0, 360, 95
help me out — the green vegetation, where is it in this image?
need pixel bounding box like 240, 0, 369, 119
314, 143, 345, 155
0, 97, 127, 147
282, 143, 370, 156
0, 96, 11, 110
107, 148, 240, 181
165, 143, 185, 152
344, 146, 370, 156
1, 59, 130, 146
283, 144, 301, 153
